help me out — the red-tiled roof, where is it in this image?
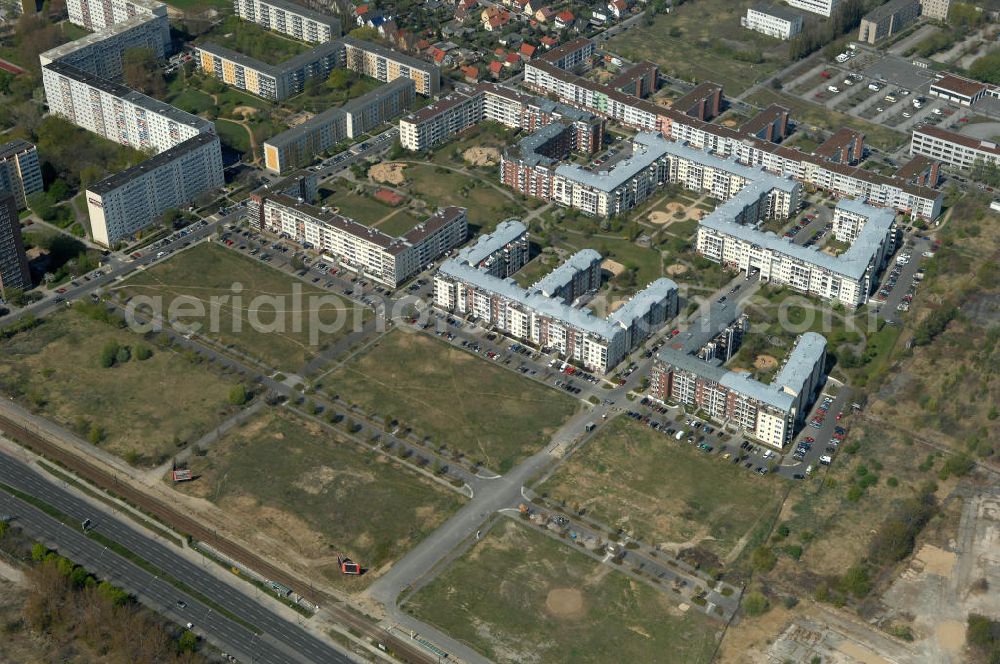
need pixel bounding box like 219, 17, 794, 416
930, 73, 987, 99
556, 9, 574, 20
519, 43, 536, 57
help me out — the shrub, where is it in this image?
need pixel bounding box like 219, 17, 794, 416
743, 592, 769, 617
750, 546, 776, 573
135, 344, 153, 360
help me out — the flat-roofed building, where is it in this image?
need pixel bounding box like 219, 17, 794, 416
0, 140, 43, 210
258, 196, 467, 286
910, 123, 1000, 170
454, 218, 529, 277
86, 133, 224, 247
784, 0, 840, 17
340, 36, 440, 96
858, 0, 920, 45
651, 331, 827, 449
40, 12, 170, 81
195, 40, 342, 100
0, 193, 31, 296
742, 4, 803, 40
233, 0, 340, 43
66, 0, 167, 35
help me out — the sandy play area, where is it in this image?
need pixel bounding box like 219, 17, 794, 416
463, 147, 500, 167
648, 202, 700, 225
232, 105, 259, 119
369, 162, 407, 185
721, 119, 739, 128
666, 264, 688, 277
545, 588, 585, 619
754, 354, 779, 371
601, 258, 626, 277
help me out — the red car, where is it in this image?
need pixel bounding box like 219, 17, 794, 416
671, 329, 680, 337
56, 287, 67, 294
131, 252, 142, 258
820, 71, 831, 78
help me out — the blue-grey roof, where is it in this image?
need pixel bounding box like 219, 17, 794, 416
554, 132, 666, 192
456, 219, 526, 266
773, 331, 826, 395
530, 248, 601, 296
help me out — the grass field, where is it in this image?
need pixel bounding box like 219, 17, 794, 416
170, 89, 216, 115
539, 418, 782, 564
321, 185, 394, 224
119, 243, 368, 372
373, 209, 425, 237
749, 89, 908, 152
403, 164, 527, 233
215, 119, 251, 155
406, 519, 720, 664
164, 0, 231, 10
322, 330, 578, 472
175, 409, 463, 586
607, 0, 785, 95
0, 309, 238, 465
512, 252, 560, 288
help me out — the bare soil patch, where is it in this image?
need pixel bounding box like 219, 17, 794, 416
545, 588, 585, 619
754, 354, 778, 371
232, 105, 259, 118
601, 258, 626, 277
666, 263, 688, 276
369, 162, 407, 185
649, 202, 699, 224
463, 146, 500, 167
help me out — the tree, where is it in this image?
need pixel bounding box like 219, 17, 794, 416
115, 345, 131, 364
750, 545, 777, 573
326, 68, 351, 90
349, 26, 379, 40
27, 191, 55, 221
743, 592, 770, 616
228, 383, 248, 405
99, 340, 120, 368
969, 49, 1000, 85
122, 48, 166, 97
178, 629, 199, 652
87, 423, 105, 445
135, 344, 153, 361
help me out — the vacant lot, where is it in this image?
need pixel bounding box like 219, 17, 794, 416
175, 410, 463, 587
608, 0, 786, 95
323, 331, 578, 472
119, 243, 368, 371
407, 519, 719, 664
0, 309, 238, 464
540, 418, 781, 564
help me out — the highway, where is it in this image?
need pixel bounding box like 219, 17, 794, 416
0, 451, 355, 664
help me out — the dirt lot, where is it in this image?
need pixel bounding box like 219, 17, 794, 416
369, 162, 407, 185
601, 258, 626, 277
172, 409, 464, 589
406, 518, 720, 664
462, 146, 499, 167
649, 202, 701, 225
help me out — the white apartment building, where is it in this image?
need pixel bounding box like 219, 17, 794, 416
40, 13, 170, 81
66, 0, 167, 33
697, 198, 896, 307
910, 124, 1000, 170
259, 196, 467, 286
0, 140, 43, 210
784, 0, 840, 17
741, 5, 803, 40
920, 0, 951, 21
86, 133, 224, 247
651, 332, 827, 449
43, 61, 213, 154
434, 223, 678, 372
453, 218, 530, 278
233, 0, 340, 43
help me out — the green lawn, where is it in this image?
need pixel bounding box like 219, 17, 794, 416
512, 252, 560, 288
282, 76, 384, 114
748, 88, 908, 152
0, 309, 240, 465
322, 330, 578, 472
163, 0, 231, 10
539, 417, 782, 564
118, 242, 369, 372
175, 409, 464, 587
215, 119, 251, 155
321, 185, 394, 224
403, 164, 526, 234
169, 89, 215, 115
373, 209, 425, 237
608, 0, 786, 95
407, 519, 720, 664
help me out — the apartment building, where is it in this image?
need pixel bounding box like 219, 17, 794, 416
86, 133, 224, 247
0, 140, 43, 210
697, 313, 750, 363
651, 332, 827, 449
0, 193, 31, 296
920, 0, 951, 20
398, 81, 602, 152
263, 77, 414, 173
454, 218, 529, 278
258, 196, 467, 286
740, 104, 791, 143
233, 0, 340, 43
784, 0, 840, 17
434, 225, 678, 372
858, 0, 920, 45
742, 4, 803, 40
43, 61, 213, 153
66, 0, 167, 34
40, 13, 170, 82
535, 36, 595, 71
340, 36, 440, 95
530, 249, 601, 302
195, 41, 342, 101
910, 124, 1000, 169
698, 198, 896, 307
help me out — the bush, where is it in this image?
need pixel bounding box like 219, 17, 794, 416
228, 384, 248, 405
134, 344, 153, 361
750, 546, 776, 573
99, 340, 120, 368
115, 345, 131, 364
939, 453, 974, 479
839, 565, 871, 598
743, 591, 770, 617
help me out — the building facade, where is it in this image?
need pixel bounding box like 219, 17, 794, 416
920, 0, 951, 20
66, 0, 167, 34
40, 12, 170, 82
256, 196, 467, 286
741, 4, 803, 40
784, 0, 840, 17
86, 133, 224, 247
233, 0, 340, 43
651, 332, 827, 449
0, 140, 43, 210
910, 124, 1000, 170
858, 0, 921, 44
195, 41, 343, 101
340, 37, 440, 96
0, 193, 31, 296
928, 73, 990, 106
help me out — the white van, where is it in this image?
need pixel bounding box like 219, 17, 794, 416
675, 430, 685, 441
819, 455, 832, 465
806, 464, 815, 475
835, 53, 849, 63
827, 85, 840, 93
868, 82, 881, 91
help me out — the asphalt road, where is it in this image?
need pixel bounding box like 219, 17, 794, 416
0, 451, 354, 664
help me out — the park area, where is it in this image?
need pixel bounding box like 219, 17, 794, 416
0, 308, 240, 465
321, 330, 578, 472
539, 418, 782, 566
607, 0, 786, 95
119, 243, 369, 371
173, 410, 464, 588
406, 519, 720, 664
